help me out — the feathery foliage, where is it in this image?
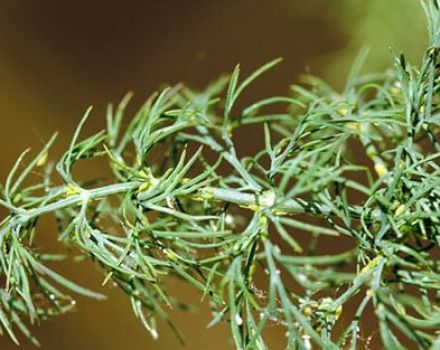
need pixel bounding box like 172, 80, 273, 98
2, 1, 440, 348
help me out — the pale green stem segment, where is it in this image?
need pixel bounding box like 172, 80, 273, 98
201, 187, 382, 221
17, 182, 140, 222
12, 183, 381, 225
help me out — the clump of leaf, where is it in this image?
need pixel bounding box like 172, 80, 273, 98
1, 1, 440, 349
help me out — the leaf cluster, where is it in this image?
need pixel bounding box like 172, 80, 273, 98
2, 1, 440, 349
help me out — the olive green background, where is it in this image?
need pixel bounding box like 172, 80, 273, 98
0, 1, 425, 349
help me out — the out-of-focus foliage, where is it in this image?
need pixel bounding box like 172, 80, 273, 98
316, 0, 426, 84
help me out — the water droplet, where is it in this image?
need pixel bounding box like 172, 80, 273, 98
235, 314, 243, 326
297, 274, 307, 283
225, 214, 234, 225
151, 329, 159, 340
302, 335, 312, 349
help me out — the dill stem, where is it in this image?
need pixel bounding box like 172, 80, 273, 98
18, 182, 140, 222
203, 187, 381, 221
12, 183, 381, 225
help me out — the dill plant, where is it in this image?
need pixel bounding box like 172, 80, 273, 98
2, 1, 440, 349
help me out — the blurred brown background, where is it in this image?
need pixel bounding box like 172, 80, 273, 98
0, 0, 425, 349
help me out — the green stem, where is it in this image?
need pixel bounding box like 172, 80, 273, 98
202, 187, 381, 221
18, 182, 140, 222
8, 182, 382, 226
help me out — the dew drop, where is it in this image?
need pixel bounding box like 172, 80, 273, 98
151, 329, 159, 340
235, 314, 243, 326
303, 335, 312, 350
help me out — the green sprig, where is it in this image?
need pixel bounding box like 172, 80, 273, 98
1, 1, 440, 348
